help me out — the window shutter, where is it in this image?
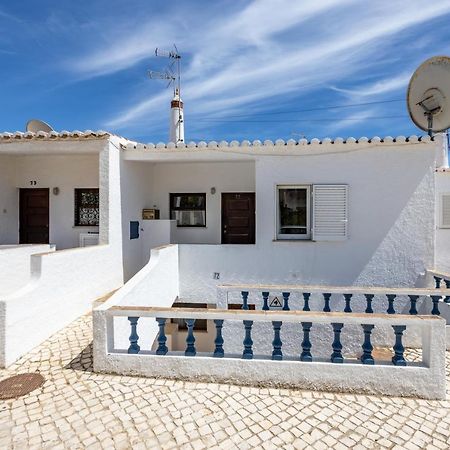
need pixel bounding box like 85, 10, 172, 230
312, 185, 348, 241
441, 194, 450, 228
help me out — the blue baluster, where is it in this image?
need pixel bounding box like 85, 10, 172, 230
185, 319, 196, 356
392, 325, 407, 366
282, 292, 290, 311
360, 324, 374, 365
408, 295, 419, 315
272, 321, 283, 360
430, 295, 441, 315
445, 280, 450, 303
364, 294, 374, 314
213, 319, 224, 357
241, 291, 249, 310
127, 317, 140, 354
262, 292, 270, 311
343, 294, 352, 313
300, 322, 312, 362
242, 320, 254, 359
302, 293, 311, 312
156, 318, 168, 355
323, 293, 331, 312
331, 323, 344, 363
434, 276, 442, 288
386, 294, 396, 314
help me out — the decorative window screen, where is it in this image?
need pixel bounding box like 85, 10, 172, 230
312, 185, 348, 241
170, 193, 206, 227
74, 188, 100, 226
441, 194, 450, 228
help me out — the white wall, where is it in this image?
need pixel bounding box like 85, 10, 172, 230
435, 171, 450, 271
14, 154, 99, 249
0, 139, 125, 367
178, 143, 436, 301
119, 160, 256, 280
0, 244, 54, 295
149, 161, 255, 244
0, 155, 18, 243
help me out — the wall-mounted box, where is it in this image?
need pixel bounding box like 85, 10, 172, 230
142, 208, 160, 220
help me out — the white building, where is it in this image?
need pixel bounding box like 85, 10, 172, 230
1, 130, 450, 398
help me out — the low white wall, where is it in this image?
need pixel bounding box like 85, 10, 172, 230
141, 220, 176, 266
93, 244, 179, 359
93, 308, 446, 400
0, 244, 54, 296
0, 138, 125, 367
1, 245, 122, 367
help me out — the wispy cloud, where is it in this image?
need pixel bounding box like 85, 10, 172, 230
98, 1, 450, 132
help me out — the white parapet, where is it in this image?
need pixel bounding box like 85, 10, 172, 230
93, 306, 446, 400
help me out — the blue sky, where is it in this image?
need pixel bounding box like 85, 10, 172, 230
1, 0, 450, 143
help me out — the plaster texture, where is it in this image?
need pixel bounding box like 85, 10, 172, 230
0, 139, 125, 367
0, 147, 101, 249
0, 244, 54, 295
94, 308, 446, 400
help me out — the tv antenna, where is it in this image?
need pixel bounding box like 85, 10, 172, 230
148, 44, 181, 96
407, 56, 450, 137
147, 44, 184, 143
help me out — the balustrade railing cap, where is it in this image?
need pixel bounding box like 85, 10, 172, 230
216, 283, 450, 296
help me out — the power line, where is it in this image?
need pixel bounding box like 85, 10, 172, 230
196, 99, 404, 119
194, 115, 408, 123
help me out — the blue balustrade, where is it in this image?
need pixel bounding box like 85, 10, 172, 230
156, 318, 168, 355
364, 294, 374, 314
127, 317, 140, 354
331, 323, 344, 363
272, 321, 283, 360
408, 295, 419, 315
242, 320, 254, 359
185, 319, 196, 356
434, 276, 442, 288
323, 293, 331, 312
445, 280, 450, 303
282, 292, 290, 311
392, 325, 407, 366
213, 319, 224, 357
300, 322, 312, 362
386, 294, 396, 314
343, 294, 352, 313
360, 324, 374, 364
241, 291, 249, 310
430, 295, 441, 315
302, 293, 311, 312
262, 292, 270, 311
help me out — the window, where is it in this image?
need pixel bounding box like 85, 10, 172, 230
171, 303, 208, 331
170, 193, 206, 227
277, 185, 311, 239
440, 194, 450, 228
276, 184, 348, 241
74, 188, 99, 226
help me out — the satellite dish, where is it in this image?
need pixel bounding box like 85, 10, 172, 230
26, 119, 54, 133
407, 56, 450, 136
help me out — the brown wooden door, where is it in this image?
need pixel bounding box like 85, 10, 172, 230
19, 189, 49, 244
221, 193, 255, 244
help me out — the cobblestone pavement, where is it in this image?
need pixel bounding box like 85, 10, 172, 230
0, 314, 449, 450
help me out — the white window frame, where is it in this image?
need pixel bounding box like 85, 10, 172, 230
440, 193, 450, 229
276, 185, 311, 240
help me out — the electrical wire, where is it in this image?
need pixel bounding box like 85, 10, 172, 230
193, 115, 408, 123
195, 99, 404, 119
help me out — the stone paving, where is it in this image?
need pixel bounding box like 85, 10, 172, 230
0, 314, 449, 449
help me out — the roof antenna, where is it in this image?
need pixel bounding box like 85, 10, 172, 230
148, 44, 184, 144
